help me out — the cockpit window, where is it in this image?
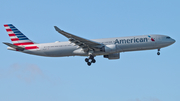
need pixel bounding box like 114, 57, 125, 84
166, 37, 171, 39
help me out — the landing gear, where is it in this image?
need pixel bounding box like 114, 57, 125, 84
157, 52, 160, 55
157, 48, 160, 55
85, 58, 89, 62
87, 62, 91, 66
85, 55, 96, 66
91, 59, 96, 63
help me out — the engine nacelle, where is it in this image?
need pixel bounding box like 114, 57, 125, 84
104, 53, 120, 60
100, 44, 117, 53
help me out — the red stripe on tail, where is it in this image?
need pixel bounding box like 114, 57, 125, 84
6, 29, 12, 32
11, 38, 19, 41
8, 34, 16, 36
4, 25, 9, 27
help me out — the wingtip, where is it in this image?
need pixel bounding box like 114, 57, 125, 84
2, 42, 7, 44
54, 26, 62, 31
54, 26, 57, 29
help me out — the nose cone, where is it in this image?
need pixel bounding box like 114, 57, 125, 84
163, 37, 176, 46
171, 39, 176, 44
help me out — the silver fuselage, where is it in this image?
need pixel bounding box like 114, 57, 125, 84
8, 34, 175, 57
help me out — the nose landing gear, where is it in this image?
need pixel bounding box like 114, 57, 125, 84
157, 48, 160, 55
85, 55, 96, 66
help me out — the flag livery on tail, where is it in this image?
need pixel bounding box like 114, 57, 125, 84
4, 24, 34, 46
4, 24, 39, 50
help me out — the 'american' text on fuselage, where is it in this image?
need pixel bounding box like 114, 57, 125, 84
114, 37, 148, 44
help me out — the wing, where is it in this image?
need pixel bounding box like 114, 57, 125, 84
54, 26, 103, 50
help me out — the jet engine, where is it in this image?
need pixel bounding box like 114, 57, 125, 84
100, 44, 117, 53
104, 53, 120, 60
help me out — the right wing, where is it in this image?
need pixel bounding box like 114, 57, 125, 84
54, 26, 103, 50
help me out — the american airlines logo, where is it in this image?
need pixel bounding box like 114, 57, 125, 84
114, 36, 155, 44
148, 35, 155, 41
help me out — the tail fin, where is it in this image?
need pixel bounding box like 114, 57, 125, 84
4, 24, 34, 46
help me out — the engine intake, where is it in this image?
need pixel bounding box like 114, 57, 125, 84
100, 44, 117, 53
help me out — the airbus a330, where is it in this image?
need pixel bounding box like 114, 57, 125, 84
3, 24, 175, 66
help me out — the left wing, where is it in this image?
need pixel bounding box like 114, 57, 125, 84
54, 26, 103, 50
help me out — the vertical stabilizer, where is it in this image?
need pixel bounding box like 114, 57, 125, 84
4, 24, 34, 46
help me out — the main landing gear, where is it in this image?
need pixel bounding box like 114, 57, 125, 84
85, 55, 96, 66
157, 48, 160, 55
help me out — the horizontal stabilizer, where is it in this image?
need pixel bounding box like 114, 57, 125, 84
3, 42, 25, 51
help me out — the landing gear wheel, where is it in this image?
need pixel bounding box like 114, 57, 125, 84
157, 52, 160, 55
85, 54, 96, 66
89, 55, 94, 59
91, 59, 96, 63
85, 58, 89, 62
87, 62, 91, 66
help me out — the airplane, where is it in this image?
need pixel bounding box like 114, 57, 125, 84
3, 24, 175, 66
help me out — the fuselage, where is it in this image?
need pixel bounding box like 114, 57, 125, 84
8, 34, 175, 57
4, 24, 176, 66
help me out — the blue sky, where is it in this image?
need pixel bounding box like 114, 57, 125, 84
0, 0, 179, 101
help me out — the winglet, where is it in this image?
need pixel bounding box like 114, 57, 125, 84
54, 26, 61, 31
54, 26, 72, 38
54, 26, 64, 34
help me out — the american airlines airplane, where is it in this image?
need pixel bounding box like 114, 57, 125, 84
3, 24, 175, 66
